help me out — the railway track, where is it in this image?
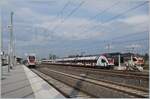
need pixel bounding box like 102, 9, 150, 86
32, 66, 149, 98
31, 69, 92, 98
38, 64, 149, 89
41, 63, 149, 76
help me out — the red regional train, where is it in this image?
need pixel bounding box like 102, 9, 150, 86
27, 55, 36, 68
104, 53, 144, 66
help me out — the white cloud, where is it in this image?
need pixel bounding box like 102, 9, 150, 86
35, 16, 105, 40
78, 0, 148, 16
102, 14, 149, 37
15, 8, 33, 17
0, 0, 10, 6
1, 0, 148, 57
120, 15, 149, 24
15, 7, 55, 23
13, 6, 149, 45
23, 13, 149, 41
16, 35, 50, 47
126, 44, 142, 48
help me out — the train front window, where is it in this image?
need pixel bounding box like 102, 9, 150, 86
133, 57, 137, 61
101, 59, 106, 63
29, 56, 35, 60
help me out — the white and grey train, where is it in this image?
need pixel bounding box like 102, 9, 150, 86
42, 55, 114, 68
42, 52, 145, 71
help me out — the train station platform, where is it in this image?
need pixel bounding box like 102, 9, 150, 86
1, 64, 65, 98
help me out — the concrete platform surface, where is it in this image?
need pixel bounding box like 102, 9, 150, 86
1, 64, 65, 98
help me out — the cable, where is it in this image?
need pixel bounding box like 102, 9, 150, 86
59, 1, 71, 21
81, 1, 148, 34
50, 1, 85, 33
111, 38, 149, 45
89, 1, 120, 21
109, 31, 148, 41
77, 1, 120, 32
61, 1, 85, 23
48, 1, 71, 31
105, 1, 148, 23
84, 38, 148, 54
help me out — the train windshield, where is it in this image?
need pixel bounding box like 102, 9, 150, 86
133, 57, 137, 61
101, 59, 106, 63
29, 56, 35, 60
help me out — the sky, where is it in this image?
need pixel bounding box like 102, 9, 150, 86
0, 0, 149, 59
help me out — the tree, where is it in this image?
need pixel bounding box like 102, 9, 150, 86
144, 53, 149, 61
49, 54, 57, 60
41, 58, 47, 60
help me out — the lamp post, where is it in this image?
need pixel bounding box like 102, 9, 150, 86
0, 10, 2, 76
8, 12, 14, 70
118, 53, 121, 70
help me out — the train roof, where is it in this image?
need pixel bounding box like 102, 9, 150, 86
102, 52, 143, 57
56, 56, 99, 61
77, 56, 98, 60
42, 59, 53, 61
